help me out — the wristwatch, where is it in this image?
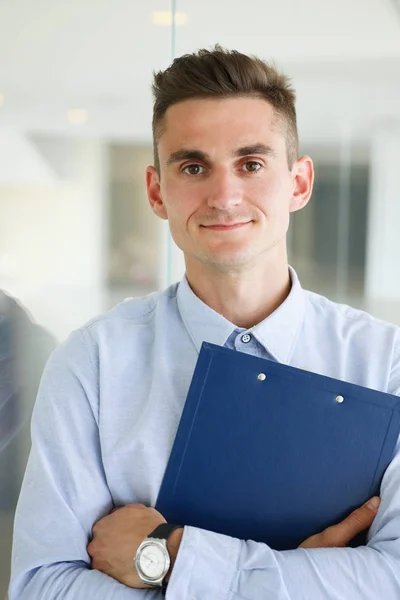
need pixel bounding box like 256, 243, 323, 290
134, 523, 182, 588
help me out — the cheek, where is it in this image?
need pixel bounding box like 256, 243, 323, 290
255, 175, 292, 214
161, 181, 203, 223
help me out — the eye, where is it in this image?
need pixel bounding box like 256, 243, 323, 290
241, 161, 262, 173
182, 164, 206, 176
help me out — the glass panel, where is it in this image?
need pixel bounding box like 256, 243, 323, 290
107, 143, 161, 308
289, 151, 369, 307
0, 4, 172, 595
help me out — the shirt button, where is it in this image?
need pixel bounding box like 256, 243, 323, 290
241, 333, 251, 343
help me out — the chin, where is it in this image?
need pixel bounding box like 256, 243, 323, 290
202, 249, 256, 271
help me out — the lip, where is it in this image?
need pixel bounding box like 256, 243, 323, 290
202, 222, 251, 231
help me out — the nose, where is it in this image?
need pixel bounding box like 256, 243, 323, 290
207, 170, 243, 211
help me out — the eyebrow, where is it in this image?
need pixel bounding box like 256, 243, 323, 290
165, 143, 277, 167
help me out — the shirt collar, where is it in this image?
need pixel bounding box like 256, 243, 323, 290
177, 276, 236, 352
176, 266, 306, 363
251, 266, 306, 362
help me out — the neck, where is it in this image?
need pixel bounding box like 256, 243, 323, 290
185, 254, 292, 329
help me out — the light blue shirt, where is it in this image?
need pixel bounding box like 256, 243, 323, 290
9, 267, 400, 599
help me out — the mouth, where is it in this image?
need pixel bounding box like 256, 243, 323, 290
201, 222, 251, 231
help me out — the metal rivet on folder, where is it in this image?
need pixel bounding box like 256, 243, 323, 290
335, 395, 344, 404
257, 373, 266, 381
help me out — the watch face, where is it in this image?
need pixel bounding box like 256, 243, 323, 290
139, 543, 167, 579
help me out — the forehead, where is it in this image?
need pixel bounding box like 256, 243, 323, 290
158, 97, 286, 157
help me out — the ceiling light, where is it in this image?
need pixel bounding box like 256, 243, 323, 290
0, 94, 5, 107
67, 109, 88, 125
151, 11, 188, 26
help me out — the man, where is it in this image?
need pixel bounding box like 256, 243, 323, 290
9, 47, 400, 599
0, 291, 55, 596
0, 291, 56, 504
0, 291, 55, 478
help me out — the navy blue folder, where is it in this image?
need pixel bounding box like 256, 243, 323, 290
156, 342, 400, 550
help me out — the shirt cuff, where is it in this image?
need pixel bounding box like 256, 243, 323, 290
166, 526, 241, 599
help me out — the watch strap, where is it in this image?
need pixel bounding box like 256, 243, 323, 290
148, 522, 182, 540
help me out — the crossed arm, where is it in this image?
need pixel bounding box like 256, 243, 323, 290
87, 497, 381, 590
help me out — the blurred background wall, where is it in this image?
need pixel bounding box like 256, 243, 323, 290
1, 0, 400, 596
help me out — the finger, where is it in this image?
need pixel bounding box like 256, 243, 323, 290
323, 496, 380, 547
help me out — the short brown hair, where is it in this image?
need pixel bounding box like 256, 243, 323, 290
151, 45, 298, 173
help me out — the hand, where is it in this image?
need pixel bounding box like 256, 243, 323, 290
299, 496, 380, 548
87, 503, 167, 588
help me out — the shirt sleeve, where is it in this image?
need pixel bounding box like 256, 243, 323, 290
8, 329, 162, 600
167, 443, 400, 599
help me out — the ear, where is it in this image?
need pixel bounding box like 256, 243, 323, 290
146, 166, 168, 220
289, 156, 314, 213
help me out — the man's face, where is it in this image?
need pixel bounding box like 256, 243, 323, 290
147, 96, 313, 273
